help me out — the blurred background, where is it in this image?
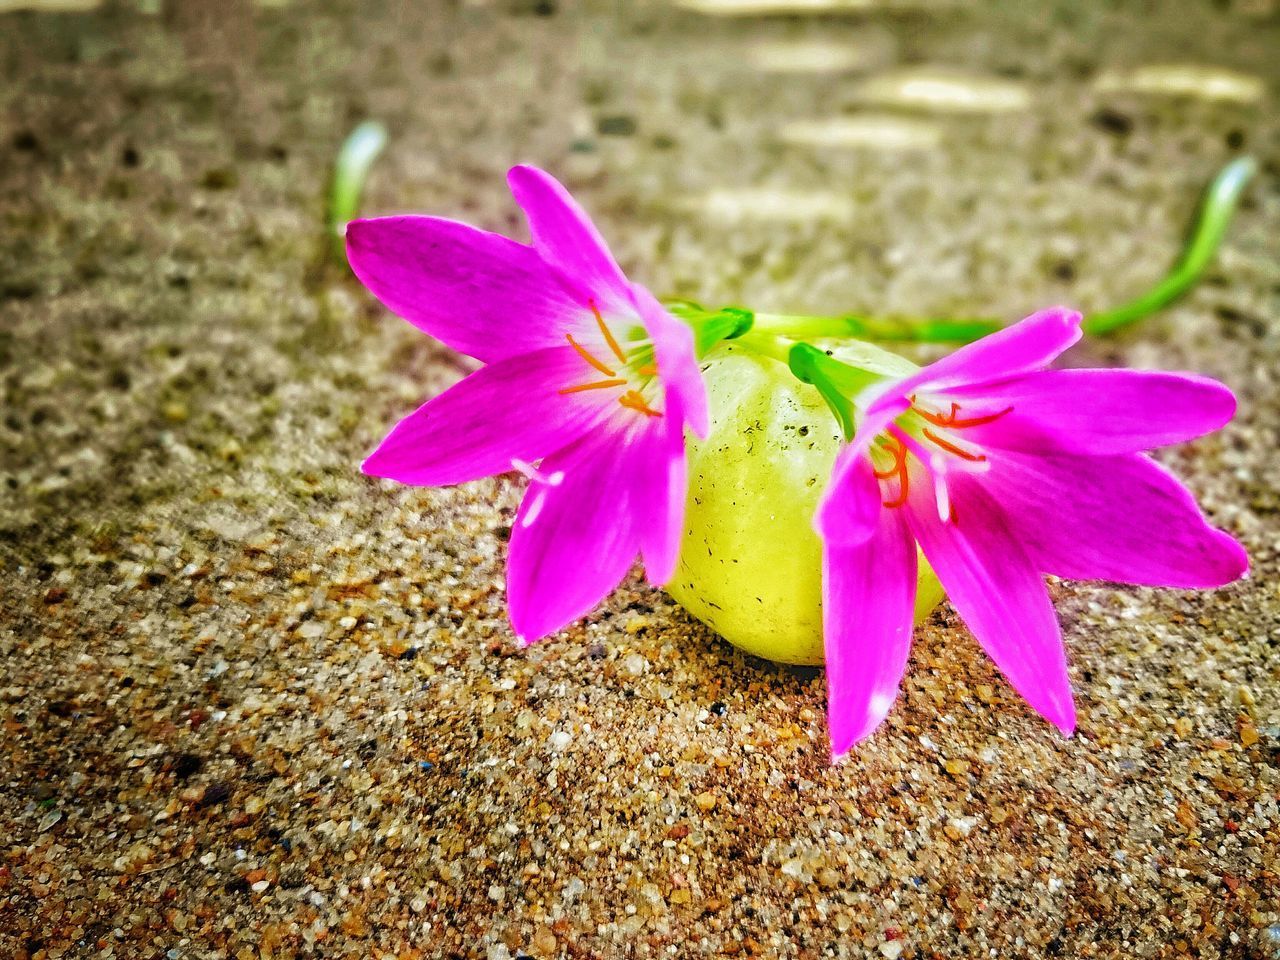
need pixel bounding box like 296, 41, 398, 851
2, 1, 1277, 958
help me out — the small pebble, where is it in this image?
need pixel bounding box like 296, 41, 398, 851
531, 928, 557, 954
549, 730, 573, 751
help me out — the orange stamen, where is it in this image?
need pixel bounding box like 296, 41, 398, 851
565, 333, 616, 377
560, 378, 627, 394
637, 362, 658, 377
913, 399, 1013, 429
875, 438, 910, 508
618, 390, 662, 417
922, 427, 986, 462
591, 300, 628, 365
882, 477, 909, 509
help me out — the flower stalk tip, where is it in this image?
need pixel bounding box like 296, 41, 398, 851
328, 120, 388, 258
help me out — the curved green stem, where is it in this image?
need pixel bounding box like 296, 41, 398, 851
1082, 156, 1256, 335
747, 157, 1256, 344
328, 120, 388, 258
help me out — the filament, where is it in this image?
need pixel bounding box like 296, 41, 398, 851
565, 334, 616, 377
560, 378, 627, 394
590, 300, 628, 365
921, 427, 987, 462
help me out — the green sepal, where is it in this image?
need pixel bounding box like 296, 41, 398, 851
666, 300, 755, 357
787, 343, 884, 441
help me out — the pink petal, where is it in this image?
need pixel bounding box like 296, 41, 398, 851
507, 165, 633, 313
506, 424, 645, 643
822, 460, 918, 758
362, 347, 610, 487
346, 216, 579, 363
952, 369, 1237, 455
632, 415, 688, 586
873, 307, 1082, 409
983, 449, 1248, 588
906, 473, 1076, 734
633, 285, 709, 438
817, 399, 910, 545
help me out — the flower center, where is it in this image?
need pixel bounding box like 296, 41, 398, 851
558, 300, 663, 417
871, 397, 1012, 518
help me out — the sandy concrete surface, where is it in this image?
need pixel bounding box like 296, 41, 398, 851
1, 1, 1277, 957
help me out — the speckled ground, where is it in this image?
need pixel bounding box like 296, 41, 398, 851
1, 1, 1278, 958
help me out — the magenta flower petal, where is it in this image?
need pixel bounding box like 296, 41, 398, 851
362, 347, 613, 487
633, 285, 710, 438
346, 216, 578, 363
632, 414, 688, 586
984, 449, 1248, 588
352, 167, 707, 647
953, 369, 1237, 455
506, 424, 650, 644
873, 307, 1082, 407
818, 304, 1248, 752
507, 165, 633, 312
822, 458, 918, 758
817, 399, 910, 545
906, 473, 1076, 735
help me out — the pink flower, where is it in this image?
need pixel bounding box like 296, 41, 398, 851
817, 307, 1248, 758
347, 166, 708, 643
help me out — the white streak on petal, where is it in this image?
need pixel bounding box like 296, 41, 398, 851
934, 473, 951, 523
521, 491, 547, 528
512, 459, 565, 487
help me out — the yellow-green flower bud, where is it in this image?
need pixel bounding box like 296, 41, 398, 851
668, 341, 945, 665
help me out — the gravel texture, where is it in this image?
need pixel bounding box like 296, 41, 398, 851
1, 1, 1278, 958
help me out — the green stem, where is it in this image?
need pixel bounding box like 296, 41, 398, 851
328, 120, 388, 258
753, 312, 1003, 342
734, 330, 793, 364
1083, 156, 1256, 335
749, 157, 1256, 344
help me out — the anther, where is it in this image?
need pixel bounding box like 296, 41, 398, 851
914, 400, 1013, 429
618, 390, 662, 417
